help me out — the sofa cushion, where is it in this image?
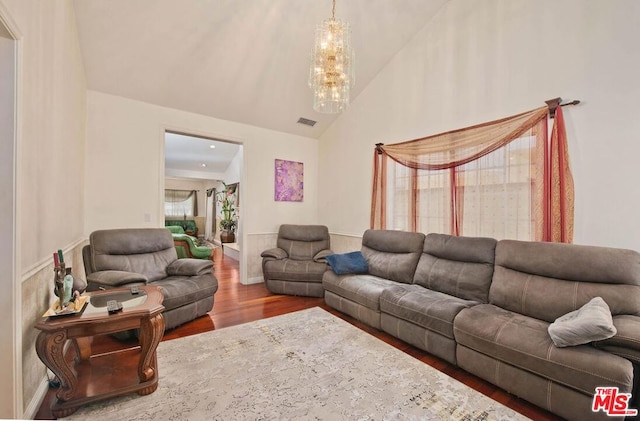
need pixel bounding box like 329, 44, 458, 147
326, 251, 368, 275
454, 304, 633, 395
262, 259, 327, 283
548, 297, 617, 347
380, 285, 478, 339
323, 271, 399, 311
413, 233, 496, 302
491, 240, 640, 322
153, 274, 219, 312
361, 229, 425, 284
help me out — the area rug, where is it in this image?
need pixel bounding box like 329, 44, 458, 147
67, 307, 529, 420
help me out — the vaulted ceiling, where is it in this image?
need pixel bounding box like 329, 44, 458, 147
73, 0, 448, 139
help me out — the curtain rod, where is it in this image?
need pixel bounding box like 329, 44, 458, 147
546, 97, 581, 118
376, 98, 580, 151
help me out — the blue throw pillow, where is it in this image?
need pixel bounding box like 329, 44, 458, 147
326, 251, 369, 275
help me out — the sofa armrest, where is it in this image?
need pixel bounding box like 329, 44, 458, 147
261, 247, 288, 260
313, 249, 333, 263
593, 315, 640, 362
594, 315, 640, 351
86, 270, 148, 288
167, 258, 213, 276
593, 345, 640, 365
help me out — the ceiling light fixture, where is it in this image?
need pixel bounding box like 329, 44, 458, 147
308, 0, 354, 114
209, 145, 216, 149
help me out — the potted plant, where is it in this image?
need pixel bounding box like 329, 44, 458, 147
217, 183, 238, 243
219, 218, 237, 243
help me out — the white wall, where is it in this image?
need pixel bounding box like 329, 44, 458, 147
0, 0, 87, 417
319, 0, 640, 251
224, 147, 243, 185
85, 91, 319, 282
4, 0, 86, 271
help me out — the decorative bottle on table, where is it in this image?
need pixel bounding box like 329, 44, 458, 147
63, 268, 74, 305
53, 250, 66, 309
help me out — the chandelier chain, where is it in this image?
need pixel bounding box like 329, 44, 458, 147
332, 0, 336, 20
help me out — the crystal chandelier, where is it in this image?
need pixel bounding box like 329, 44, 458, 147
308, 0, 354, 114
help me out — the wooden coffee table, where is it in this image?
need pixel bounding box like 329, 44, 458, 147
35, 285, 165, 418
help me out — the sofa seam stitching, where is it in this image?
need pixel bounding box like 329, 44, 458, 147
455, 328, 629, 384
380, 297, 460, 326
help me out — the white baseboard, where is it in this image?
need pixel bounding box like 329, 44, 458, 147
223, 246, 239, 261
244, 276, 263, 285
23, 376, 49, 420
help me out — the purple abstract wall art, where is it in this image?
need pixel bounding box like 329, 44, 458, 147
274, 159, 303, 202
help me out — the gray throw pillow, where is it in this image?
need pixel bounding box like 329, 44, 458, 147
548, 297, 617, 347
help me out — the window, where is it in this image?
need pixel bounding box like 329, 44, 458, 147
372, 106, 573, 242
164, 190, 197, 217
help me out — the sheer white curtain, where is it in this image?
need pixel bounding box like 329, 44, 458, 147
381, 132, 542, 240
452, 135, 540, 240
164, 189, 197, 217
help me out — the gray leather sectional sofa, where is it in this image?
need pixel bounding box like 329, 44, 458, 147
323, 229, 640, 421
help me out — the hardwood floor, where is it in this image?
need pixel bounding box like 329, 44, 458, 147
36, 247, 561, 420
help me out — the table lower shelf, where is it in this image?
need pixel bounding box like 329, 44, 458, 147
50, 346, 158, 418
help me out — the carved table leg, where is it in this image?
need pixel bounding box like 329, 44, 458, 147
36, 330, 77, 402
137, 313, 165, 394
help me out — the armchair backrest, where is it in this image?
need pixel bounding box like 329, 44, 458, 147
166, 225, 185, 234
89, 228, 178, 282
277, 225, 330, 261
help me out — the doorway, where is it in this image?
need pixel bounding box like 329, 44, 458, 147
0, 12, 19, 419
163, 131, 243, 261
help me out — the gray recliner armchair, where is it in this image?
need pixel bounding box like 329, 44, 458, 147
83, 228, 219, 331
261, 224, 332, 297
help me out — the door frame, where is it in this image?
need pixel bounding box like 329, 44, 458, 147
160, 127, 246, 283
0, 3, 22, 418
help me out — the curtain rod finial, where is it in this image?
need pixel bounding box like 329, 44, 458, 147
545, 97, 562, 118
546, 97, 581, 118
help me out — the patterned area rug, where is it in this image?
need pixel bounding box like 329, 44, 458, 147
67, 307, 529, 420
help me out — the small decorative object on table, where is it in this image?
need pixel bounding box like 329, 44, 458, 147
43, 295, 88, 318
51, 249, 88, 316
52, 249, 67, 310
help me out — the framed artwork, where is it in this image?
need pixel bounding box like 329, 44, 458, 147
274, 159, 303, 202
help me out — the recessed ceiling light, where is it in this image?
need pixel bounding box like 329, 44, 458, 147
210, 145, 216, 149
201, 163, 207, 167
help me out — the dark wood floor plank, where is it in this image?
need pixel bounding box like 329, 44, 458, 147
35, 248, 561, 420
